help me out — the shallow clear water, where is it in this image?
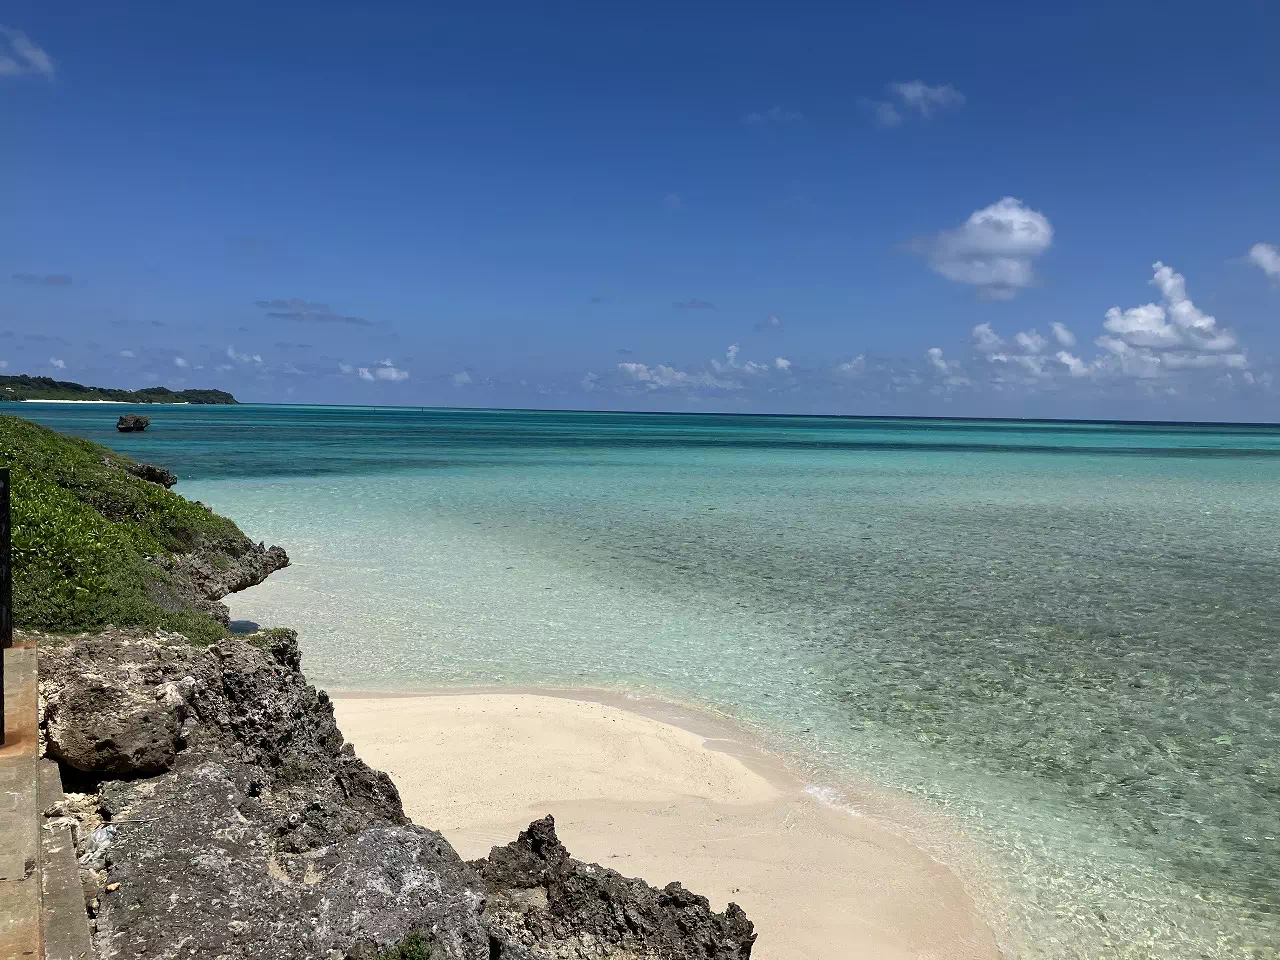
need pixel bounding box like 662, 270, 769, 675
19, 403, 1280, 958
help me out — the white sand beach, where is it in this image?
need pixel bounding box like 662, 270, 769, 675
333, 691, 1002, 960
16, 399, 190, 404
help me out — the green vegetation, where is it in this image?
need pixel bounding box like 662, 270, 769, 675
0, 374, 236, 404
1, 415, 245, 642
375, 933, 432, 960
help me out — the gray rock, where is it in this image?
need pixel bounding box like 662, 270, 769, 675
44, 677, 191, 775
116, 414, 150, 432
476, 816, 755, 960
125, 462, 178, 487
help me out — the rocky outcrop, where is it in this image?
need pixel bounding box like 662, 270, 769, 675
35, 629, 755, 960
152, 540, 290, 626
116, 414, 150, 432
477, 816, 756, 959
125, 462, 178, 487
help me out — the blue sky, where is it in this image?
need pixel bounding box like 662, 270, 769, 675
2, 2, 1278, 418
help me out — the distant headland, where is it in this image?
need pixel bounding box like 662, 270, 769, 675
0, 374, 237, 404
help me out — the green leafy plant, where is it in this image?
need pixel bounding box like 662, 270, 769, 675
1, 415, 251, 641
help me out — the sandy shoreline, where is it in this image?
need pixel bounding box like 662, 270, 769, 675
17, 399, 191, 404
333, 689, 1002, 960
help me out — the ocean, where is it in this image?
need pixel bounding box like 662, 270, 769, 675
19, 402, 1280, 959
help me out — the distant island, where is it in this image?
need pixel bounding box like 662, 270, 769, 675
0, 374, 237, 404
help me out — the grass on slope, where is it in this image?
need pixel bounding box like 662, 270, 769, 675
0, 414, 242, 642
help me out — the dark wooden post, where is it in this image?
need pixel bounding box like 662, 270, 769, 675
0, 468, 10, 744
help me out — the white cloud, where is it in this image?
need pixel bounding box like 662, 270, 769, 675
926, 347, 949, 373
1101, 262, 1237, 356
0, 27, 54, 79
374, 358, 409, 381
971, 323, 1004, 353
1152, 262, 1235, 348
215, 363, 233, 372
49, 357, 65, 369
774, 356, 791, 371
924, 197, 1053, 299
1014, 330, 1047, 353
0, 360, 7, 369
174, 356, 189, 368
741, 361, 769, 375
119, 349, 135, 358
1050, 322, 1075, 347
341, 359, 408, 381
1103, 302, 1181, 347
1248, 243, 1280, 281
581, 372, 599, 391
227, 345, 263, 365
837, 354, 865, 375
1056, 351, 1091, 377
452, 370, 472, 386
889, 81, 965, 117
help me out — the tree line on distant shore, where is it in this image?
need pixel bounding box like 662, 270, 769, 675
0, 374, 237, 404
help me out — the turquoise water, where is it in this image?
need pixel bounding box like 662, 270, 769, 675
19, 403, 1280, 959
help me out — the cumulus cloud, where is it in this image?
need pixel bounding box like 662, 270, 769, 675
754, 313, 783, 331
255, 298, 371, 326
227, 345, 263, 365
1102, 262, 1237, 354
774, 356, 792, 371
119, 349, 135, 359
889, 81, 965, 116
1248, 242, 1280, 282
581, 372, 599, 391
1056, 351, 1090, 377
921, 198, 1053, 299
1014, 330, 1047, 353
672, 297, 716, 310
375, 360, 410, 381
742, 106, 803, 127
339, 359, 409, 381
972, 323, 1004, 353
49, 357, 65, 369
926, 347, 949, 373
174, 356, 189, 368
452, 370, 472, 386
1051, 322, 1075, 346
837, 354, 866, 375
0, 27, 54, 79
12, 272, 72, 286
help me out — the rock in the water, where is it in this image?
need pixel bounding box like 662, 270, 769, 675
35, 629, 756, 960
116, 414, 151, 432
125, 462, 178, 487
475, 815, 756, 959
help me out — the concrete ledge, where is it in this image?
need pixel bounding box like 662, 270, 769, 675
0, 647, 40, 960
38, 762, 93, 960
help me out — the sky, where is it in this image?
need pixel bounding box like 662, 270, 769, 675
2, 2, 1278, 419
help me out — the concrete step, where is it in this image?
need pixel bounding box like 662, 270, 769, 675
0, 646, 40, 960
37, 761, 93, 960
